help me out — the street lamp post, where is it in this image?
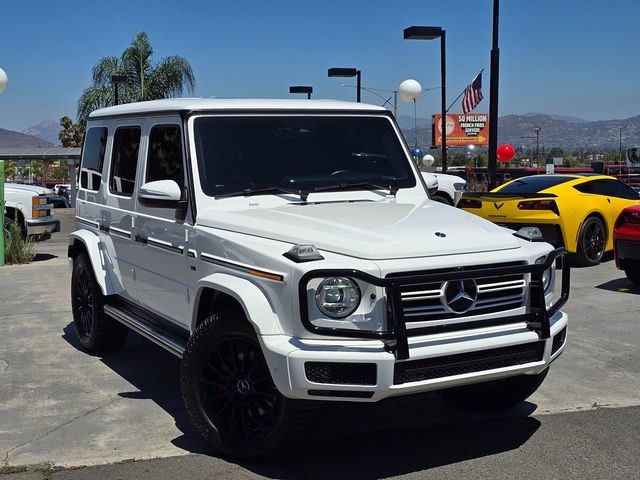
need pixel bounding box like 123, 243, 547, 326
521, 126, 541, 169
111, 75, 127, 105
0, 67, 7, 266
619, 125, 628, 163
328, 68, 361, 102
403, 26, 448, 173
289, 85, 313, 99
487, 0, 500, 190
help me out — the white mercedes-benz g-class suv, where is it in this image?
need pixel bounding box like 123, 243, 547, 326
69, 98, 569, 458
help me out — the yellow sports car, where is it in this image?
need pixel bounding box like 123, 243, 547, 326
459, 174, 640, 266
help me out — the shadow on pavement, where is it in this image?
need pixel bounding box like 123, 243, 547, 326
32, 253, 58, 262
596, 277, 640, 295
62, 322, 542, 478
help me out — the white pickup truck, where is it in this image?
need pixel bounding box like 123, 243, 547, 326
421, 172, 467, 206
3, 183, 60, 238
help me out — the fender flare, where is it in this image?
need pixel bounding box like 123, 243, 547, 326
193, 273, 281, 335
68, 230, 124, 296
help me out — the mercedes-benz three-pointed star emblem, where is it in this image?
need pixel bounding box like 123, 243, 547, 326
443, 279, 478, 313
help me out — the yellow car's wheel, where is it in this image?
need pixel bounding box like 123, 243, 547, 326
574, 216, 606, 267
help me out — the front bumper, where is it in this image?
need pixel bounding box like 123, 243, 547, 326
262, 311, 568, 402
26, 217, 60, 236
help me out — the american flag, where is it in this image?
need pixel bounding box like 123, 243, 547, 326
462, 72, 483, 114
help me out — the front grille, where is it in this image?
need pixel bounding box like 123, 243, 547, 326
398, 272, 526, 325
393, 342, 544, 384
305, 362, 377, 386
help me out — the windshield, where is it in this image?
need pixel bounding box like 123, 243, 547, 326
193, 115, 416, 197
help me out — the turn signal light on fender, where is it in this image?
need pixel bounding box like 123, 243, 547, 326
517, 200, 559, 215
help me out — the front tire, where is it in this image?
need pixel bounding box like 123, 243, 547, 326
71, 252, 128, 351
438, 369, 549, 413
180, 309, 307, 458
573, 216, 606, 267
431, 194, 453, 205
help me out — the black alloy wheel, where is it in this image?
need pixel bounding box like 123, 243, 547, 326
574, 216, 606, 266
199, 336, 283, 440
181, 311, 309, 458
73, 261, 95, 341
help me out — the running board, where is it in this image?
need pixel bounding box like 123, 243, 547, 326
104, 304, 187, 358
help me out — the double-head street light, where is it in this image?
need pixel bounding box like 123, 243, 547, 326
403, 26, 448, 173
289, 85, 313, 99
111, 75, 127, 105
328, 68, 361, 102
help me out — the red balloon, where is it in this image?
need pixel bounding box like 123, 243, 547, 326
497, 144, 515, 162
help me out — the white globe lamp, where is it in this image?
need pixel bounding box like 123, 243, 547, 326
0, 68, 7, 96
422, 154, 435, 167
398, 79, 422, 102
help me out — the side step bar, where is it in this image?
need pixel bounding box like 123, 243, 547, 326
104, 304, 187, 358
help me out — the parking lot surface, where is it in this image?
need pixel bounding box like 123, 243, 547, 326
1, 209, 639, 478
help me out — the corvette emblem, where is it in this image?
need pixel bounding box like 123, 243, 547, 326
494, 202, 504, 210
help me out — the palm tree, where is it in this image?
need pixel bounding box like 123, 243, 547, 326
77, 32, 195, 121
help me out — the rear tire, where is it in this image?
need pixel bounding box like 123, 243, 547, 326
573, 216, 606, 267
181, 309, 309, 458
625, 267, 640, 285
71, 252, 128, 351
438, 369, 549, 413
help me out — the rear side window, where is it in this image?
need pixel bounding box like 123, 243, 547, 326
80, 127, 107, 190
109, 126, 141, 196
146, 125, 184, 187
498, 176, 573, 194
575, 179, 640, 200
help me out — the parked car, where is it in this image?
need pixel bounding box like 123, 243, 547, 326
69, 98, 569, 458
53, 184, 71, 196
4, 183, 60, 238
428, 172, 467, 206
614, 205, 640, 283
459, 174, 640, 266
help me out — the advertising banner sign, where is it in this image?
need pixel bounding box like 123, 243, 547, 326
432, 113, 489, 147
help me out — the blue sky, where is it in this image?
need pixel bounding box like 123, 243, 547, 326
0, 0, 638, 131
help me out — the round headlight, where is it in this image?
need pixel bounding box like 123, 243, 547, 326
315, 277, 361, 318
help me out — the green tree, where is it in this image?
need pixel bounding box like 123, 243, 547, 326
58, 116, 85, 147
77, 32, 195, 121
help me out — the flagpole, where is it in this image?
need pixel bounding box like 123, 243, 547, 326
446, 69, 484, 113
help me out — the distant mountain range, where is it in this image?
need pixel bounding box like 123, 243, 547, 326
2, 113, 639, 150
21, 120, 60, 145
400, 113, 640, 150
0, 128, 53, 148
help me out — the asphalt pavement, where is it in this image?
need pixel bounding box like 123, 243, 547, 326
1, 209, 639, 479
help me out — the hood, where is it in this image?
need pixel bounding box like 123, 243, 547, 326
5, 184, 50, 195
198, 199, 522, 260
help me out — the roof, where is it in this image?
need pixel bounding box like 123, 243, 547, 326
0, 146, 81, 161
89, 98, 387, 119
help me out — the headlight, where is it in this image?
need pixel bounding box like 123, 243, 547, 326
315, 277, 361, 318
453, 182, 467, 191
535, 256, 554, 293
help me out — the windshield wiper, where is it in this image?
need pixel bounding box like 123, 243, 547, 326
312, 181, 398, 196
216, 186, 309, 201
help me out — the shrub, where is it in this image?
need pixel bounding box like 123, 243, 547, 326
3, 219, 35, 264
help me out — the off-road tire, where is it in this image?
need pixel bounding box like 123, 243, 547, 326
71, 252, 128, 351
573, 216, 606, 267
625, 266, 640, 285
431, 194, 453, 206
180, 309, 309, 458
438, 368, 549, 413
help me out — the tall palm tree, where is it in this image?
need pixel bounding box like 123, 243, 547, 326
77, 32, 195, 121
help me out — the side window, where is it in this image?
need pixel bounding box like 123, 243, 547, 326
575, 180, 605, 195
601, 179, 640, 200
80, 127, 107, 191
146, 125, 184, 188
109, 126, 141, 196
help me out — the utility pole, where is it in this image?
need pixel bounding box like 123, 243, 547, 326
619, 125, 628, 163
